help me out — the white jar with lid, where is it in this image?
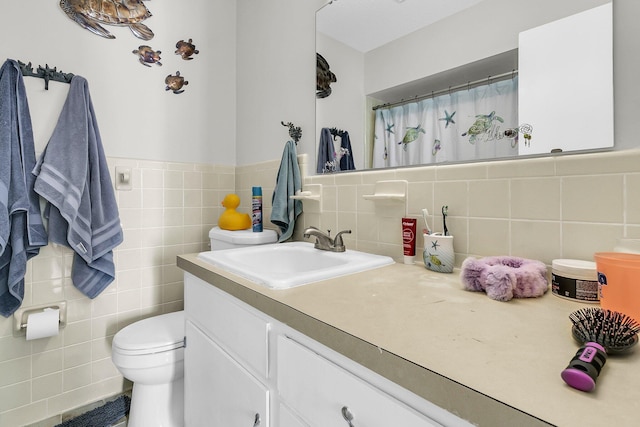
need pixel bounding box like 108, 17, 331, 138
551, 259, 598, 302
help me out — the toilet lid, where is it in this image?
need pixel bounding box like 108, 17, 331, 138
113, 311, 185, 354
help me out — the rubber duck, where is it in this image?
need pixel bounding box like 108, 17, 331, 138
218, 194, 251, 231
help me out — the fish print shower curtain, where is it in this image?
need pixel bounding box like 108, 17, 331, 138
373, 77, 519, 168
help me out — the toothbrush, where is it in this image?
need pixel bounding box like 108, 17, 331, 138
442, 205, 448, 236
421, 209, 432, 235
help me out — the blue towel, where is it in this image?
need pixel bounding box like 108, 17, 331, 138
271, 140, 302, 242
339, 130, 355, 171
0, 59, 48, 317
316, 127, 336, 173
34, 76, 123, 299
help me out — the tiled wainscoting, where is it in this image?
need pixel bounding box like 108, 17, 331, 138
2, 148, 640, 425
0, 157, 237, 426
305, 149, 640, 266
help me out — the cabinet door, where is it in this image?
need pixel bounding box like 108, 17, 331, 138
278, 336, 442, 427
278, 404, 308, 427
185, 321, 269, 427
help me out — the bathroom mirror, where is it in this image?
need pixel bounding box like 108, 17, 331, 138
315, 0, 613, 173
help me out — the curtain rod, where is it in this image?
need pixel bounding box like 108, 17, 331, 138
372, 69, 518, 111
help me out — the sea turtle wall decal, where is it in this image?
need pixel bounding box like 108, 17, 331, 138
175, 39, 199, 60
133, 45, 162, 67
165, 71, 188, 94
59, 0, 154, 40
316, 52, 336, 99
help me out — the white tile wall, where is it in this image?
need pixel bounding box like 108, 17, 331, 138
3, 148, 640, 426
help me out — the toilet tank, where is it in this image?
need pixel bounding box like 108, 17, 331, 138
209, 226, 278, 251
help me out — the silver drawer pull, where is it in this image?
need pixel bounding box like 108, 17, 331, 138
253, 413, 261, 427
341, 406, 355, 427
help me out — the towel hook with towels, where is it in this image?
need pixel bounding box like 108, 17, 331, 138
17, 60, 74, 90
328, 127, 346, 141
281, 121, 302, 145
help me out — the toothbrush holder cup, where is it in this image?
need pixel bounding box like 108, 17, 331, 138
423, 234, 454, 273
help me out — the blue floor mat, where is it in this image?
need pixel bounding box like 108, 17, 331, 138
55, 395, 130, 427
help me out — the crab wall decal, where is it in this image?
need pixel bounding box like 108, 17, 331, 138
59, 0, 154, 40
175, 39, 199, 60
165, 71, 188, 94
132, 45, 162, 67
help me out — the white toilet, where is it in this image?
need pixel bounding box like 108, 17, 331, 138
111, 227, 277, 426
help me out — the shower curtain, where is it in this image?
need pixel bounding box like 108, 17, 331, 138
373, 77, 519, 168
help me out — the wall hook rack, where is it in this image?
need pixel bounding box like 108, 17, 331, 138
281, 121, 302, 145
17, 60, 74, 90
328, 127, 346, 140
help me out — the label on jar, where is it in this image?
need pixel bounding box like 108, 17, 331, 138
552, 273, 599, 302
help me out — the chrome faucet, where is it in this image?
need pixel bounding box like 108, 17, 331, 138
303, 227, 352, 252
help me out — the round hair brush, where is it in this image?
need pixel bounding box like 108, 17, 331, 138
561, 307, 640, 392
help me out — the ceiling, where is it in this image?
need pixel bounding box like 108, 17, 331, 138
316, 0, 484, 53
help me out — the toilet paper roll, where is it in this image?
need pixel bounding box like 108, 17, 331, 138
26, 308, 60, 340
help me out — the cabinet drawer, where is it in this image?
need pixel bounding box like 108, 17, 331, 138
277, 336, 442, 427
185, 273, 269, 378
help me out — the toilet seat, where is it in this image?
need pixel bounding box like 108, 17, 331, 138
113, 311, 185, 356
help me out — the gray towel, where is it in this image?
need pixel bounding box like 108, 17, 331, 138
0, 59, 48, 317
270, 140, 302, 242
34, 76, 122, 299
316, 127, 336, 173
339, 130, 355, 171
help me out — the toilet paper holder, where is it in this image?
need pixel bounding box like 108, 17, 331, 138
12, 301, 67, 337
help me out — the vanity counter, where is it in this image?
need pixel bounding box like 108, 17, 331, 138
177, 253, 640, 427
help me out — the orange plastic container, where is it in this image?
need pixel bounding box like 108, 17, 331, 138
594, 252, 640, 323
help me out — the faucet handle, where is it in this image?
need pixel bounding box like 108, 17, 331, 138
333, 229, 352, 249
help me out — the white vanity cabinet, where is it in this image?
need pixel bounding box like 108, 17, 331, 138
183, 273, 471, 427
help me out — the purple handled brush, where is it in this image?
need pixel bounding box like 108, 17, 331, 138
561, 308, 640, 392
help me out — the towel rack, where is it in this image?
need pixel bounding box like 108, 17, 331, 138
281, 121, 302, 145
18, 60, 74, 90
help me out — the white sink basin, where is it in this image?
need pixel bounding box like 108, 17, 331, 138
197, 241, 395, 289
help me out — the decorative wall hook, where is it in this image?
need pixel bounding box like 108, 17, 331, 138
281, 121, 302, 144
328, 127, 345, 140
18, 60, 74, 90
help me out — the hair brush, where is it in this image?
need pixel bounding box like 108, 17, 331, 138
561, 307, 640, 392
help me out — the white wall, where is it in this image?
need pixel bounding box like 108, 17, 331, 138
315, 33, 365, 171
0, 0, 235, 165
364, 0, 610, 96
4, 0, 634, 169
235, 0, 324, 167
